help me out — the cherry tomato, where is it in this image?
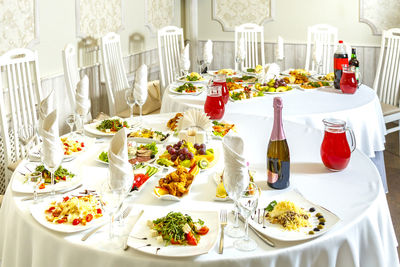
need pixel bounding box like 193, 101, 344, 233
39, 183, 45, 189
57, 218, 66, 224
81, 142, 85, 147
186, 232, 198, 246
170, 239, 180, 245
77, 147, 82, 151
72, 218, 81, 225
86, 214, 93, 222
61, 176, 66, 181
197, 226, 209, 235
96, 208, 102, 214
47, 206, 55, 212
63, 196, 69, 202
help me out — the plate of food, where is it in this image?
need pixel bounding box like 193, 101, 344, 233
226, 80, 243, 91
153, 166, 199, 201
249, 190, 340, 241
312, 72, 334, 82
208, 69, 237, 76
281, 68, 316, 77
231, 75, 258, 84
243, 65, 264, 75
130, 163, 160, 193
254, 79, 293, 94
127, 129, 170, 144
229, 87, 264, 101
298, 81, 332, 91
212, 121, 236, 139
177, 72, 207, 84
84, 117, 131, 137
127, 209, 218, 257
155, 140, 218, 171
166, 113, 183, 131
12, 163, 81, 193
30, 194, 107, 233
169, 83, 205, 96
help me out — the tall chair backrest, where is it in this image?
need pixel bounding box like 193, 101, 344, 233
62, 44, 80, 107
100, 32, 129, 116
305, 24, 338, 74
157, 26, 184, 95
234, 23, 265, 70
0, 48, 42, 169
373, 28, 400, 107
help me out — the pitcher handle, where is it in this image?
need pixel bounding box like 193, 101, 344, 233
346, 127, 356, 152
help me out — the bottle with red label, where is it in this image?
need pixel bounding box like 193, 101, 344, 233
333, 40, 349, 89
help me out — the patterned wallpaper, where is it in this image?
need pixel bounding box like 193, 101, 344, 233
145, 0, 174, 33
0, 0, 38, 54
213, 0, 274, 31
76, 0, 123, 38
360, 0, 400, 35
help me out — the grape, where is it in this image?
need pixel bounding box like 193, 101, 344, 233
169, 148, 175, 155
166, 145, 172, 150
171, 154, 178, 161
173, 145, 180, 150
198, 148, 206, 155
274, 84, 278, 88
200, 143, 206, 150
187, 152, 194, 159
177, 141, 183, 147
194, 143, 199, 150
182, 147, 189, 155
179, 154, 186, 161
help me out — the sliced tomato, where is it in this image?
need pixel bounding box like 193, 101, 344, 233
86, 214, 93, 222
96, 208, 102, 214
170, 239, 180, 245
63, 196, 69, 202
39, 183, 45, 189
186, 232, 198, 246
46, 206, 55, 213
57, 218, 66, 224
81, 142, 85, 147
197, 226, 209, 235
72, 218, 81, 225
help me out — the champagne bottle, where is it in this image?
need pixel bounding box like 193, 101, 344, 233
267, 97, 290, 189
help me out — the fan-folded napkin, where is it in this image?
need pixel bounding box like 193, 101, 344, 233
108, 128, 132, 191
276, 36, 284, 60
203, 40, 213, 64
75, 75, 91, 116
180, 44, 190, 71
39, 89, 55, 127
134, 64, 148, 105
39, 109, 63, 168
237, 37, 246, 60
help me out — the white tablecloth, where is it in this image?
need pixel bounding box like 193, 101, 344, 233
0, 113, 398, 267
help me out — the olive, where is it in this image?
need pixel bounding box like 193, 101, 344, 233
319, 218, 326, 223
313, 228, 320, 232
308, 231, 315, 235
319, 222, 325, 226
317, 225, 324, 229
315, 213, 322, 217
309, 207, 315, 212
317, 216, 324, 219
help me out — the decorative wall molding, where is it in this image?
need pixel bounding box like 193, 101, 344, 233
212, 0, 275, 32
360, 0, 400, 35
75, 0, 124, 39
144, 0, 175, 34
0, 0, 39, 54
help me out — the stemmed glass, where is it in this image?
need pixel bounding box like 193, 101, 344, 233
18, 124, 35, 154
235, 55, 244, 76
125, 88, 136, 121
66, 114, 76, 137
27, 171, 43, 202
234, 182, 260, 251
40, 144, 63, 197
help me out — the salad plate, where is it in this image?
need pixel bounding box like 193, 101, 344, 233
84, 117, 139, 137
249, 190, 340, 242
168, 83, 205, 96
127, 209, 219, 257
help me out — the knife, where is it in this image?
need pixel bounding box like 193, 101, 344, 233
237, 212, 275, 247
123, 209, 144, 250
21, 184, 83, 201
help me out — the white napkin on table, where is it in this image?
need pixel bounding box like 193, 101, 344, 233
313, 39, 323, 64
108, 128, 132, 191
39, 89, 55, 127
203, 40, 213, 65
39, 109, 63, 168
276, 36, 285, 60
237, 37, 246, 60
180, 44, 190, 72
134, 64, 148, 105
265, 63, 281, 81
75, 75, 91, 116
222, 135, 249, 196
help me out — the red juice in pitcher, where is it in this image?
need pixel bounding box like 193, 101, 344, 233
340, 65, 357, 94
204, 86, 225, 120
213, 74, 229, 104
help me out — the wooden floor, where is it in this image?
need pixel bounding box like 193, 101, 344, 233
383, 130, 400, 256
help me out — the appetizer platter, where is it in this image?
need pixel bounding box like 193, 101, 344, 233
281, 68, 316, 77
127, 209, 219, 257
208, 68, 237, 76
244, 65, 264, 75
212, 121, 236, 138
84, 117, 135, 137
166, 113, 183, 131
12, 163, 82, 193
248, 190, 340, 241
127, 128, 170, 144
169, 83, 204, 96
212, 169, 255, 201
226, 80, 243, 91
312, 72, 334, 83
298, 81, 331, 90
178, 72, 206, 83
254, 78, 293, 94
229, 87, 264, 101
230, 75, 258, 84
282, 74, 309, 85
130, 163, 160, 193
30, 194, 107, 233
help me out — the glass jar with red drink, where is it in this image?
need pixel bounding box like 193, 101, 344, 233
212, 74, 229, 104
340, 65, 357, 94
204, 85, 225, 120
320, 118, 356, 171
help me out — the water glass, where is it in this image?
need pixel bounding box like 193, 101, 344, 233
40, 143, 63, 197
234, 182, 260, 251
28, 171, 43, 202
18, 124, 35, 155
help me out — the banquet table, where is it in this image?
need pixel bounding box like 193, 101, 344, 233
161, 83, 388, 190
0, 113, 398, 267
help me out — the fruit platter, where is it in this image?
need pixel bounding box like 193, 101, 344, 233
169, 83, 204, 95
127, 128, 170, 144
254, 78, 293, 94
178, 72, 206, 83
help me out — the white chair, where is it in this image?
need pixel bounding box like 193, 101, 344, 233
157, 26, 184, 96
100, 32, 130, 116
305, 24, 338, 74
62, 44, 80, 108
234, 23, 265, 70
0, 48, 42, 189
373, 28, 400, 152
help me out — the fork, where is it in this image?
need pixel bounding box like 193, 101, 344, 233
218, 209, 227, 254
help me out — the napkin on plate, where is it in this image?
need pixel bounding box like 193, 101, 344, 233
134, 64, 148, 106
222, 135, 250, 195
276, 36, 285, 60
203, 40, 213, 65
108, 128, 132, 191
180, 44, 190, 72
39, 89, 55, 127
75, 75, 91, 116
39, 109, 63, 168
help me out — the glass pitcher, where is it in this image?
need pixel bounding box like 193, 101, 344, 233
212, 74, 229, 104
340, 65, 357, 94
320, 118, 356, 171
204, 85, 225, 120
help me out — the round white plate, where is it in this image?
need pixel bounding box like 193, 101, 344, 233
127, 132, 171, 144
127, 209, 219, 257
30, 197, 107, 233
84, 118, 140, 137
168, 84, 205, 96
177, 76, 208, 84
281, 69, 317, 76
207, 69, 238, 77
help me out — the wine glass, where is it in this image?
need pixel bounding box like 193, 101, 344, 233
125, 88, 135, 121
27, 171, 43, 202
18, 124, 35, 155
234, 182, 260, 251
40, 143, 63, 197
66, 114, 76, 136
235, 56, 243, 76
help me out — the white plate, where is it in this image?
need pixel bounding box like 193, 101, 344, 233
127, 132, 171, 144
84, 117, 140, 137
250, 190, 340, 241
127, 209, 219, 257
262, 88, 295, 94
281, 69, 317, 76
168, 84, 205, 96
12, 162, 83, 194
30, 197, 107, 233
130, 165, 161, 193
177, 76, 208, 84
208, 69, 238, 77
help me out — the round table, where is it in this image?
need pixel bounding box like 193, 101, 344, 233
0, 113, 398, 267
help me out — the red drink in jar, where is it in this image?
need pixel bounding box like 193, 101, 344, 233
213, 74, 229, 104
340, 65, 357, 94
204, 85, 225, 120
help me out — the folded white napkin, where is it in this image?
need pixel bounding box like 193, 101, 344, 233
203, 40, 213, 65
108, 128, 132, 191
39, 89, 55, 127
176, 109, 212, 132
276, 36, 284, 60
134, 64, 148, 106
180, 44, 190, 71
75, 75, 91, 116
313, 39, 323, 64
265, 63, 281, 81
237, 37, 246, 60
222, 135, 249, 197
39, 109, 63, 169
